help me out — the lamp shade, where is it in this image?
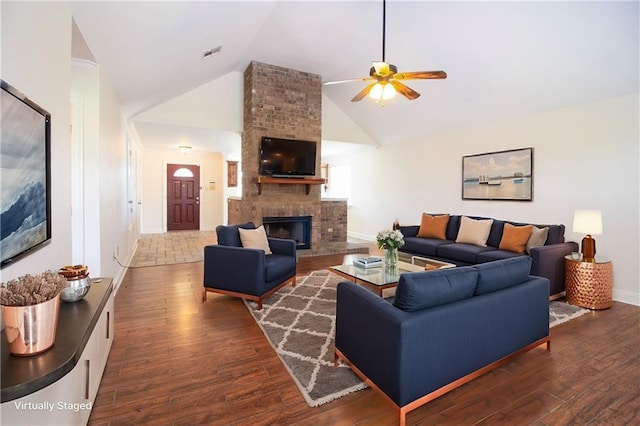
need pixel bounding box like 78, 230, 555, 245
573, 210, 603, 235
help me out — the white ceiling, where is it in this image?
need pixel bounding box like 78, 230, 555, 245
70, 1, 639, 158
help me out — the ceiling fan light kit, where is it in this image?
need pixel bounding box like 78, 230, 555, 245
369, 82, 396, 101
324, 0, 447, 104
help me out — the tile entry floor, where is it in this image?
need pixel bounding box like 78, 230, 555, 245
129, 230, 217, 267
129, 230, 370, 267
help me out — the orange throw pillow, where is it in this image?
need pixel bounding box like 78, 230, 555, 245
417, 213, 450, 240
499, 223, 533, 254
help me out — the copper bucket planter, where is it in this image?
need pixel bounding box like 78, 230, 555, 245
1, 295, 60, 356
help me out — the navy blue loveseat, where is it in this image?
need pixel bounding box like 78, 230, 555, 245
398, 214, 578, 297
335, 257, 550, 426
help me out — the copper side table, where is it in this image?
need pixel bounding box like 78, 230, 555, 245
564, 255, 613, 310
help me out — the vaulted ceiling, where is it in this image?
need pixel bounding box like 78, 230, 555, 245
70, 1, 639, 158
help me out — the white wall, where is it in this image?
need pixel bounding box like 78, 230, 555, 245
97, 70, 132, 282
134, 71, 243, 133
1, 3, 136, 291
140, 147, 224, 233
1, 2, 73, 279
70, 62, 138, 287
346, 94, 639, 305
71, 65, 101, 274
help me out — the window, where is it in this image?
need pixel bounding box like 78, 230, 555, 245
323, 164, 351, 200
227, 161, 238, 187
173, 168, 194, 178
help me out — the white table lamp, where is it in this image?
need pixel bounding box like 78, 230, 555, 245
573, 210, 602, 261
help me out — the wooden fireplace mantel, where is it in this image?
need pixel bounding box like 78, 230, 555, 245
255, 176, 326, 195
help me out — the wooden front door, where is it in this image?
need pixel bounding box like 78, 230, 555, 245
167, 164, 200, 231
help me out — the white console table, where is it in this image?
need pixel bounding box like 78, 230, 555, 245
1, 279, 114, 425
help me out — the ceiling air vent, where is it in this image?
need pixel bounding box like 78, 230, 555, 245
202, 46, 222, 60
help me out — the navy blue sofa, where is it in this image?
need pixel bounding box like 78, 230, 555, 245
335, 257, 550, 426
398, 214, 578, 298
202, 222, 297, 309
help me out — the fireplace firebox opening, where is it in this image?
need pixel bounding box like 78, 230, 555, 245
263, 216, 311, 250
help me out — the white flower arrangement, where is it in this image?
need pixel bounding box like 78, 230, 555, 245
376, 229, 405, 250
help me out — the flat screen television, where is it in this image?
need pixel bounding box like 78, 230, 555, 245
1, 80, 52, 268
259, 137, 316, 177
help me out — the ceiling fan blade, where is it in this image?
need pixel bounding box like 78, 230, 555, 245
372, 61, 392, 77
324, 77, 374, 86
394, 71, 447, 80
351, 82, 378, 102
390, 80, 420, 100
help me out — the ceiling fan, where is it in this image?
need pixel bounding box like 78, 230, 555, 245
324, 0, 447, 103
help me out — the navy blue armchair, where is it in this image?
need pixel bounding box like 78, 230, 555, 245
202, 222, 297, 309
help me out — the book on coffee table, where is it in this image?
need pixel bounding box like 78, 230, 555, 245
353, 256, 383, 268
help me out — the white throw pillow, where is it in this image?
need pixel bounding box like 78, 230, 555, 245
455, 216, 494, 247
238, 225, 272, 255
526, 226, 549, 254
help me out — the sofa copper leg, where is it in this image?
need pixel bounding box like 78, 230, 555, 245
202, 289, 207, 303
257, 299, 263, 310
334, 351, 339, 367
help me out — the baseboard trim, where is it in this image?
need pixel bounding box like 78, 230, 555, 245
347, 231, 375, 242
112, 240, 138, 296
613, 289, 640, 306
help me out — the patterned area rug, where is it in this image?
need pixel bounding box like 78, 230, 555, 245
550, 300, 590, 327
245, 270, 591, 407
244, 270, 367, 407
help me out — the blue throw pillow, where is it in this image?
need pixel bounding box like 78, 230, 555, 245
393, 267, 478, 312
473, 257, 532, 296
216, 222, 255, 247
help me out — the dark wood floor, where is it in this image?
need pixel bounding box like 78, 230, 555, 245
88, 254, 640, 425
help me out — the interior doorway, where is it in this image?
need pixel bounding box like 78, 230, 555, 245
167, 164, 200, 231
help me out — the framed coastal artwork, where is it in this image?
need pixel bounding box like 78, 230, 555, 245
462, 147, 533, 201
0, 80, 52, 268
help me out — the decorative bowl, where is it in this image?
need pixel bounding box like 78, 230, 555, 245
60, 275, 91, 303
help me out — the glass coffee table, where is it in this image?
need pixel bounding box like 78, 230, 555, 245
330, 258, 454, 297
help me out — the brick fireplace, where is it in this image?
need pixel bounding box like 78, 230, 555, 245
263, 216, 311, 250
227, 61, 347, 250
